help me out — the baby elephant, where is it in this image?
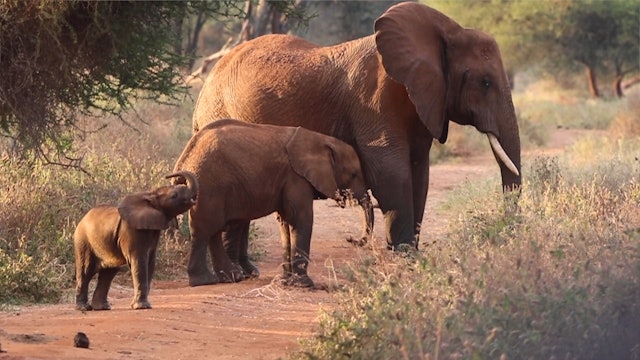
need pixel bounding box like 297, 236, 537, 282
74, 171, 198, 311
173, 119, 371, 288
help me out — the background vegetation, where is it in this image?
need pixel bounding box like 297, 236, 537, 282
1, 0, 639, 357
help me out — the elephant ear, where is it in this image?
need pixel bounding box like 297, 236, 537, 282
118, 192, 170, 230
286, 127, 339, 199
374, 3, 462, 144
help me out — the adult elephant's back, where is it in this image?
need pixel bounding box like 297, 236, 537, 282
192, 33, 373, 141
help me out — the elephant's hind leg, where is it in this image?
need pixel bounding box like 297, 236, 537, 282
75, 253, 97, 311
210, 232, 244, 283
221, 221, 259, 279
235, 222, 260, 278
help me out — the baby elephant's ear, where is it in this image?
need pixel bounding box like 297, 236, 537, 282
117, 193, 169, 230
286, 127, 339, 198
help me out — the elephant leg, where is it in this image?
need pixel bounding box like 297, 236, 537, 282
348, 195, 375, 246
188, 218, 221, 286
237, 223, 260, 278
75, 253, 97, 311
148, 248, 157, 288
365, 153, 416, 249
280, 199, 314, 288
410, 141, 432, 249
209, 230, 244, 283
276, 213, 293, 276
221, 221, 259, 278
211, 232, 241, 281
90, 267, 119, 310
129, 255, 152, 310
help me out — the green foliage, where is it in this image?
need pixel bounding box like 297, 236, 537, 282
0, 0, 249, 164
428, 0, 639, 96
296, 137, 640, 359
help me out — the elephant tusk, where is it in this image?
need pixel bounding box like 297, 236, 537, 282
487, 134, 519, 177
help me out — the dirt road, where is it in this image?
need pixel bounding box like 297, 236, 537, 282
0, 129, 582, 360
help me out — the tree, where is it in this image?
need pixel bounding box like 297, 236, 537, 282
429, 0, 639, 97
0, 0, 307, 166
605, 1, 639, 97
187, 0, 312, 83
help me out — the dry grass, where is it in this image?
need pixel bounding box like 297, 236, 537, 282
296, 130, 640, 359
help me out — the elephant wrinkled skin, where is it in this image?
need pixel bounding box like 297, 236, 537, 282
191, 2, 522, 281
173, 119, 370, 287
74, 171, 198, 310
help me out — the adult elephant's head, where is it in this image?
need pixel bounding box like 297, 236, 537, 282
375, 2, 521, 190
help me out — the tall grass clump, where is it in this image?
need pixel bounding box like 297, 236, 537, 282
0, 99, 194, 304
297, 136, 640, 359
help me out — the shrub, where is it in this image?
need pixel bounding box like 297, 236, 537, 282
0, 100, 194, 303
296, 138, 640, 359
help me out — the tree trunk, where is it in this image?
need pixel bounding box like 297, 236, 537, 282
184, 13, 207, 72
613, 75, 624, 98
585, 65, 600, 98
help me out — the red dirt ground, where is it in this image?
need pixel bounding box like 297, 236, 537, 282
0, 129, 588, 360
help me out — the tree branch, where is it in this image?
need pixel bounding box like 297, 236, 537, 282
185, 37, 236, 85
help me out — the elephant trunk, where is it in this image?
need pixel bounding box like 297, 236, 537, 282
165, 171, 199, 202
488, 134, 519, 177
493, 120, 521, 194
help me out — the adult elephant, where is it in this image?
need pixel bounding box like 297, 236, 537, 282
190, 2, 521, 284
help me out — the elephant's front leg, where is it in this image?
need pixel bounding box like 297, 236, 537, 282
409, 140, 433, 249
281, 199, 314, 288
276, 213, 293, 276
348, 194, 375, 246
365, 151, 416, 249
187, 219, 220, 286
129, 253, 152, 310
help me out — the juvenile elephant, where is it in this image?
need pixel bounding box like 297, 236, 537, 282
172, 119, 370, 287
74, 171, 198, 310
192, 1, 522, 274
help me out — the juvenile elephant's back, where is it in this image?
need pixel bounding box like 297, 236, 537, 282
174, 121, 295, 179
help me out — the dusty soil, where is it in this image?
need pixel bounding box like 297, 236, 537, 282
0, 129, 589, 360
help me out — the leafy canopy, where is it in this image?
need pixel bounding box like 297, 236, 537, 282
0, 1, 246, 164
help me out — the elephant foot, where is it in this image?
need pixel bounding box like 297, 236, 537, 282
90, 300, 111, 311
188, 271, 220, 287
273, 273, 314, 288
75, 302, 93, 311
238, 257, 260, 278
131, 300, 152, 310
215, 263, 244, 283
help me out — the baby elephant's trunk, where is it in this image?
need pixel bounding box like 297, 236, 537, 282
165, 171, 199, 202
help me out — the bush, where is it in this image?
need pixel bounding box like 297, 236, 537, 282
0, 100, 194, 304
296, 137, 640, 359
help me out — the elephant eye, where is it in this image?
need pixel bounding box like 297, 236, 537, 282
481, 76, 491, 89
